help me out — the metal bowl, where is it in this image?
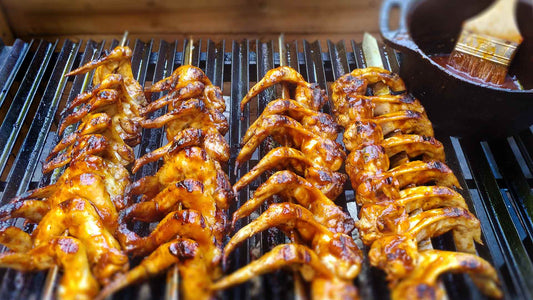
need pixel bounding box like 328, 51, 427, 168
380, 0, 533, 138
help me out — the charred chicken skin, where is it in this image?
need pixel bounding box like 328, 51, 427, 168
0, 46, 146, 299
101, 65, 231, 300
213, 66, 361, 299
331, 67, 501, 299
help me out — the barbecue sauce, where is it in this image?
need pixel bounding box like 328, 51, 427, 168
430, 54, 522, 90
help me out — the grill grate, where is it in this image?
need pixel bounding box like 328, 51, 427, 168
0, 38, 532, 300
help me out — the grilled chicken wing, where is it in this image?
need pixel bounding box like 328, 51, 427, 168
133, 127, 229, 165
0, 236, 99, 300
118, 180, 224, 252
145, 65, 212, 95
243, 99, 340, 143
97, 238, 201, 300
232, 170, 354, 234
225, 203, 361, 280
119, 208, 222, 265
356, 160, 461, 205
67, 46, 146, 107
343, 111, 434, 143
143, 81, 225, 116
212, 244, 333, 290
129, 146, 232, 209
380, 135, 445, 162
32, 198, 128, 282
0, 198, 128, 284
237, 115, 345, 171
233, 147, 347, 199
391, 250, 502, 300
240, 66, 325, 110
331, 67, 407, 125
141, 98, 229, 138
366, 206, 481, 269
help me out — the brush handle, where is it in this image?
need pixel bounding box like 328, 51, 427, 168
463, 0, 522, 43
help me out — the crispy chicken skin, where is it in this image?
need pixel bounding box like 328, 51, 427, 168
129, 146, 232, 210
331, 67, 501, 299
0, 236, 99, 300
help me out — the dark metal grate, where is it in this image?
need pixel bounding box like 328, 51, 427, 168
0, 38, 532, 300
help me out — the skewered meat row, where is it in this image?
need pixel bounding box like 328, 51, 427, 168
99, 65, 232, 300
213, 66, 362, 299
331, 67, 502, 299
0, 46, 146, 299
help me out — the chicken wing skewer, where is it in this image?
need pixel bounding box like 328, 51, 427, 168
331, 66, 501, 299
101, 63, 231, 300
215, 64, 361, 299
0, 45, 147, 299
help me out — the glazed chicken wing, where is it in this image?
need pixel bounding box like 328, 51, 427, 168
391, 250, 501, 300
141, 98, 229, 138
237, 115, 345, 171
212, 244, 333, 290
129, 146, 232, 209
233, 147, 347, 199
133, 127, 229, 165
225, 203, 361, 280
243, 98, 340, 143
240, 66, 326, 110
231, 170, 354, 234
97, 238, 201, 300
0, 236, 99, 300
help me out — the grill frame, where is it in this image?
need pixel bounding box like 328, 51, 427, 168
0, 38, 531, 299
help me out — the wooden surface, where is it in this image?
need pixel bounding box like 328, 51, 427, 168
0, 0, 383, 44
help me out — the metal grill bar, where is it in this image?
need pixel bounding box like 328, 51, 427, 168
0, 38, 531, 300
0, 40, 78, 203
0, 40, 56, 176
0, 39, 30, 109
228, 39, 250, 300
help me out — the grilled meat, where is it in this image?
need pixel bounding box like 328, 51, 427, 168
0, 46, 145, 299
101, 65, 230, 300
214, 66, 361, 299
332, 67, 501, 299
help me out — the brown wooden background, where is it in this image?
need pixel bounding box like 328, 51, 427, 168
0, 0, 383, 45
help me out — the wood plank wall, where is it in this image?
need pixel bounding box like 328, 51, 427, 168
0, 0, 382, 44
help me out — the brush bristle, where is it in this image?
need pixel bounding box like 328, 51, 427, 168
448, 50, 508, 85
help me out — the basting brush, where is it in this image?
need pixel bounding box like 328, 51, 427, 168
448, 0, 523, 85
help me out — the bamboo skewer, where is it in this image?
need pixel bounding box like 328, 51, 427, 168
278, 33, 308, 300
164, 37, 194, 300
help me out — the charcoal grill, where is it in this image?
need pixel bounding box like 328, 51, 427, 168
0, 37, 532, 300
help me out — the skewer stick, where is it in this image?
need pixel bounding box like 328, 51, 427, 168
120, 31, 129, 47
164, 37, 194, 300
278, 34, 291, 99
278, 33, 308, 300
